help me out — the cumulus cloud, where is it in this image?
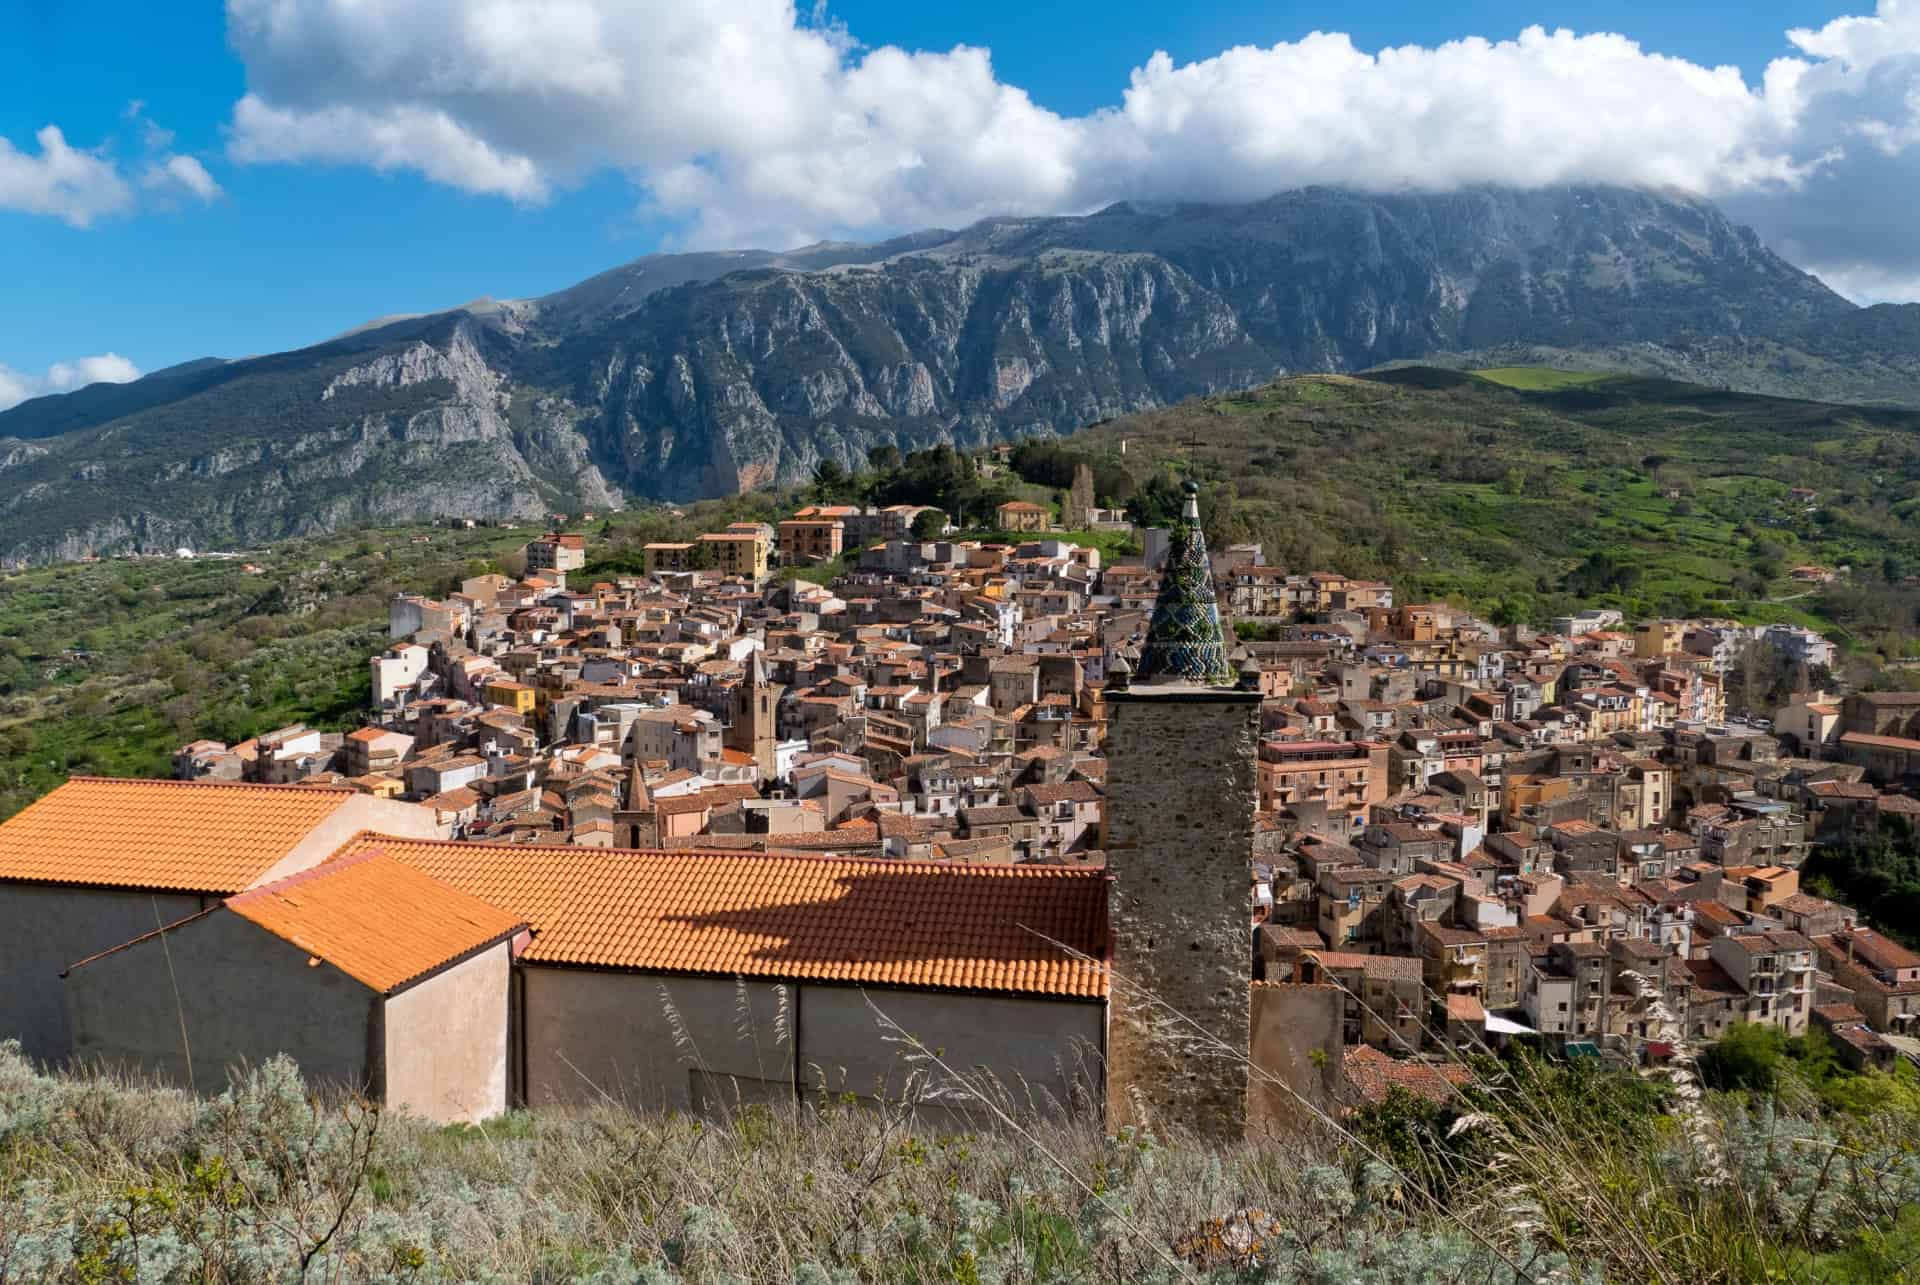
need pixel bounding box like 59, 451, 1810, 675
0, 353, 141, 412
1721, 2, 1920, 300
1, 109, 222, 226
0, 126, 133, 227
222, 0, 1920, 293
143, 154, 224, 203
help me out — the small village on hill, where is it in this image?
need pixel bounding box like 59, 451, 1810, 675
3, 447, 1908, 1125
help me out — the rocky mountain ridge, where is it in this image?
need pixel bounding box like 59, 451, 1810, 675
3, 183, 1916, 564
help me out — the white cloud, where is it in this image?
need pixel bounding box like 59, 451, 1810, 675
143, 154, 224, 203
0, 126, 133, 227
1, 109, 224, 226
0, 353, 141, 412
221, 1, 1920, 293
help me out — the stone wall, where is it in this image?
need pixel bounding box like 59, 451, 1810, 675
1248, 983, 1345, 1138
1104, 687, 1259, 1140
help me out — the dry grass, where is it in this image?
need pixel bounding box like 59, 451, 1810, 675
5, 962, 1918, 1283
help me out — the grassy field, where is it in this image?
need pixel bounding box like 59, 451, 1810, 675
1471, 367, 1622, 390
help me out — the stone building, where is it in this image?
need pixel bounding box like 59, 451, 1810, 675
1104, 481, 1258, 1141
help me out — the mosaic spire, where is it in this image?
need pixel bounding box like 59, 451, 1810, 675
1136, 481, 1235, 685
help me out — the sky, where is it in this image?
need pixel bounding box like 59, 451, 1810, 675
5, 0, 1920, 409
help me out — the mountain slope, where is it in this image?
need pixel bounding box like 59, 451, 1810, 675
0, 184, 1910, 564
1059, 367, 1920, 636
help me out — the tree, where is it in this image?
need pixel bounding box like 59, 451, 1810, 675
811, 458, 851, 502
866, 444, 902, 477
1127, 473, 1186, 529
910, 508, 947, 541
1489, 596, 1532, 628
1562, 552, 1640, 597
1699, 1023, 1790, 1093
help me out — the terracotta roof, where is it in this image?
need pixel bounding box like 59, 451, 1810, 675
1840, 732, 1920, 752
227, 851, 524, 994
342, 834, 1111, 998
0, 777, 355, 894
1343, 1046, 1473, 1105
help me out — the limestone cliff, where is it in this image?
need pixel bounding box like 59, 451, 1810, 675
1, 183, 1909, 564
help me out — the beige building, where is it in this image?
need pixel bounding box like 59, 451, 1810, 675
698, 531, 770, 581
525, 532, 586, 575
1774, 691, 1843, 753
1633, 619, 1688, 658
642, 542, 695, 574
330, 835, 1109, 1117
3, 780, 1109, 1123
343, 727, 414, 777
995, 500, 1051, 533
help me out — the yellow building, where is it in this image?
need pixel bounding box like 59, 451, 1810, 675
1633, 619, 1688, 658
698, 531, 770, 581
482, 678, 537, 716
995, 500, 1052, 533
642, 542, 694, 574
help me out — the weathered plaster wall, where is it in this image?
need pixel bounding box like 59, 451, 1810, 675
798, 986, 1102, 1119
2, 885, 207, 1065
1104, 688, 1259, 1139
383, 941, 511, 1124
250, 795, 452, 888
64, 908, 377, 1096
520, 968, 792, 1110
1248, 982, 1345, 1138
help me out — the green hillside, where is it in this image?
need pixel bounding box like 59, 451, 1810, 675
1056, 367, 1920, 662
0, 525, 530, 820
1469, 367, 1622, 391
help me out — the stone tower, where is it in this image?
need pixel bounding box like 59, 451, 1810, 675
725, 649, 783, 783
1065, 461, 1096, 530
1104, 481, 1257, 1140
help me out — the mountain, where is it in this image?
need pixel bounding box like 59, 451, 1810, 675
4, 183, 1919, 564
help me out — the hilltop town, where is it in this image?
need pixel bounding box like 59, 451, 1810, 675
152, 482, 1920, 1090
6, 463, 1920, 1281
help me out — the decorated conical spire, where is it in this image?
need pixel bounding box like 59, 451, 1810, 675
1136, 481, 1234, 685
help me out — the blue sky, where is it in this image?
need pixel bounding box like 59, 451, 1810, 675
2, 0, 1913, 404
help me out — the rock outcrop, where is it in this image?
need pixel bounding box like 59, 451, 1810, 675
2, 183, 1911, 564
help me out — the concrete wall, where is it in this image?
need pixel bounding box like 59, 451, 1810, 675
1248, 983, 1345, 1139
521, 968, 793, 1111
1105, 688, 1260, 1140
800, 987, 1102, 1120
383, 942, 511, 1124
519, 967, 1102, 1122
65, 908, 378, 1097
1, 884, 207, 1065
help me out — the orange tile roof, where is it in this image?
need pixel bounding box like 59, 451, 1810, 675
228, 851, 524, 994
340, 834, 1110, 998
0, 777, 355, 894
1343, 1045, 1473, 1106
